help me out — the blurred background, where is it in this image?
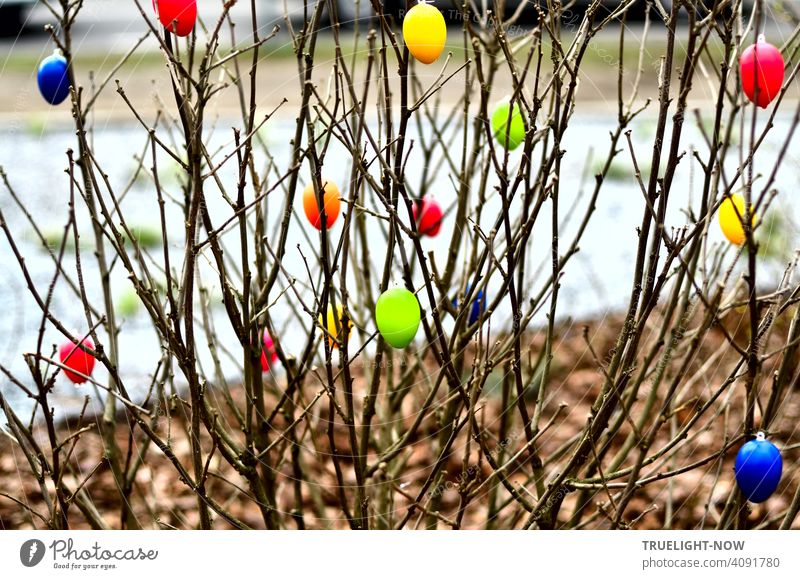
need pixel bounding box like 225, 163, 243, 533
0, 0, 796, 416
0, 0, 665, 39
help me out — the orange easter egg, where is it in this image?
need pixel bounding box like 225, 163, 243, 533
303, 180, 341, 230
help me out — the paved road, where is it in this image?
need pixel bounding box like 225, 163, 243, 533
0, 1, 315, 119
2, 0, 282, 54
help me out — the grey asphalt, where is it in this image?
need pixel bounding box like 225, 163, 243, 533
1, 0, 282, 53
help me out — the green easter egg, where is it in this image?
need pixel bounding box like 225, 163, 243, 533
491, 101, 526, 150
117, 287, 141, 318
127, 225, 162, 249
375, 287, 421, 349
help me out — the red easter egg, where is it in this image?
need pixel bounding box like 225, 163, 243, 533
154, 0, 197, 37
412, 197, 443, 237
260, 333, 278, 373
59, 337, 96, 384
740, 36, 784, 108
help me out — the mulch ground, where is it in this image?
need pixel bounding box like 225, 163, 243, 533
1, 308, 799, 530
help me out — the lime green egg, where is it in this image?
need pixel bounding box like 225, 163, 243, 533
116, 287, 141, 318
375, 287, 421, 349
491, 100, 526, 150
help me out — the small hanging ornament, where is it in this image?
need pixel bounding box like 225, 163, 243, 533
303, 179, 341, 230
154, 0, 198, 38
468, 288, 487, 326
375, 287, 421, 349
740, 35, 784, 109
37, 53, 70, 106
412, 197, 443, 237
491, 99, 526, 151
402, 1, 447, 65
453, 285, 487, 326
734, 431, 782, 503
59, 337, 96, 384
260, 333, 278, 373
319, 304, 352, 348
719, 193, 757, 246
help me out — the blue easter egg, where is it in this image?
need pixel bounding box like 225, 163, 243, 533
734, 432, 782, 503
453, 284, 487, 326
37, 54, 70, 106
468, 289, 487, 325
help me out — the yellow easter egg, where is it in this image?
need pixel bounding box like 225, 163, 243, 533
319, 304, 352, 348
719, 194, 757, 246
403, 2, 446, 65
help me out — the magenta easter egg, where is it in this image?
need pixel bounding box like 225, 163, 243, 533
740, 36, 784, 108
412, 197, 443, 237
59, 337, 96, 384
260, 333, 278, 372
154, 0, 197, 37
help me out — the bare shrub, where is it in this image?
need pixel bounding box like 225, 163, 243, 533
0, 0, 799, 530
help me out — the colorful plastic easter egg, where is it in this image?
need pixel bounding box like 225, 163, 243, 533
468, 288, 487, 325
154, 0, 198, 37
319, 304, 352, 348
37, 54, 70, 106
412, 197, 443, 237
735, 432, 782, 503
453, 285, 487, 326
59, 337, 96, 384
402, 2, 446, 65
719, 193, 757, 246
116, 287, 141, 318
740, 35, 784, 108
491, 100, 526, 150
303, 179, 341, 230
260, 333, 278, 372
375, 287, 421, 349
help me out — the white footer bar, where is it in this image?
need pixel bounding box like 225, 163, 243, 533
1, 531, 798, 577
